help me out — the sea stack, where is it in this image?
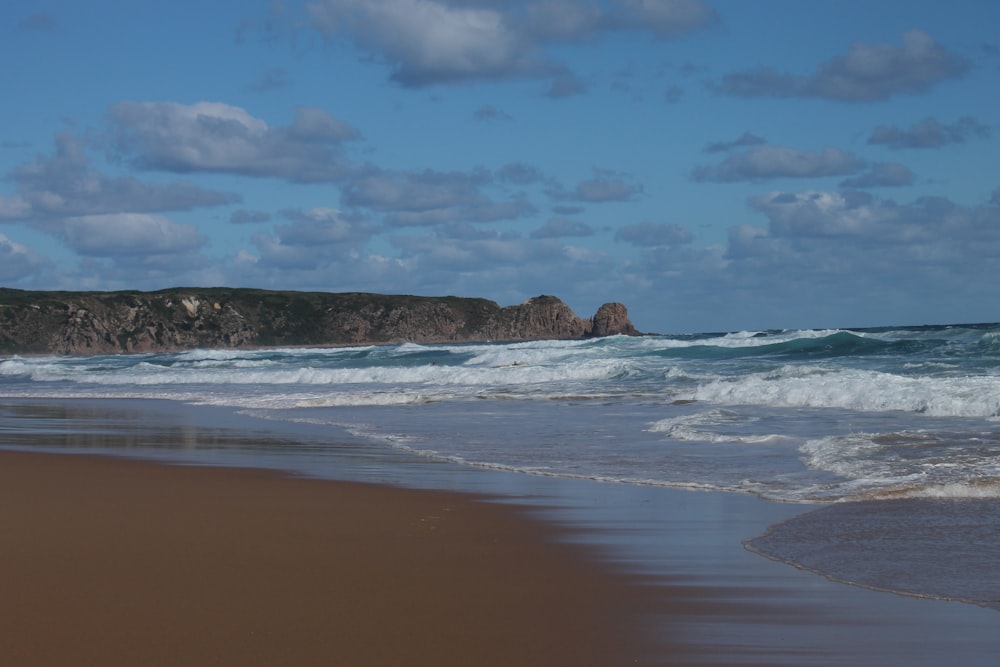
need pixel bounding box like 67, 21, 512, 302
590, 302, 640, 337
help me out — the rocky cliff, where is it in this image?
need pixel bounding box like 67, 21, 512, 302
0, 288, 640, 356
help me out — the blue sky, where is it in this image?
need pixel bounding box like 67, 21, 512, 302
2, 0, 998, 333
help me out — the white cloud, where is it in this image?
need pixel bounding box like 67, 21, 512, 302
531, 217, 595, 239
391, 227, 562, 271
867, 116, 990, 149
703, 131, 767, 153
0, 232, 50, 281
51, 213, 207, 257
839, 163, 915, 189
548, 168, 643, 202
693, 146, 864, 182
5, 131, 238, 220
341, 168, 536, 226
250, 208, 375, 269
0, 194, 31, 221
273, 207, 374, 245
608, 189, 1000, 330
718, 30, 969, 102
307, 0, 540, 86
749, 191, 882, 237
520, 0, 607, 41
749, 190, 1000, 249
613, 0, 718, 38
615, 221, 693, 246
110, 101, 359, 181
341, 169, 485, 212
305, 0, 716, 88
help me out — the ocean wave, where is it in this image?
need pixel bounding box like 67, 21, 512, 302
860, 479, 1000, 500
646, 409, 785, 444
801, 429, 1000, 500
686, 366, 1000, 418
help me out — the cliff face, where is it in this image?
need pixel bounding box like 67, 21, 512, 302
0, 288, 640, 356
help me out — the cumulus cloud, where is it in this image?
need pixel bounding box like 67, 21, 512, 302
692, 145, 864, 182
45, 213, 207, 257
391, 226, 566, 273
1, 131, 239, 221
867, 116, 991, 149
576, 171, 643, 201
0, 232, 50, 281
250, 208, 374, 269
387, 200, 536, 227
305, 0, 716, 88
0, 194, 31, 221
495, 162, 552, 186
341, 168, 536, 226
531, 217, 595, 239
341, 169, 488, 212
704, 131, 766, 153
612, 0, 718, 39
109, 102, 360, 182
712, 190, 1000, 321
518, 0, 607, 41
839, 162, 915, 189
306, 0, 543, 87
747, 191, 882, 238
273, 207, 374, 245
717, 30, 969, 102
747, 190, 1000, 248
608, 188, 1000, 329
247, 239, 336, 270
615, 221, 693, 246
548, 168, 643, 202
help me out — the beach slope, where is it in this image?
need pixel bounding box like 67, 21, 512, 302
0, 450, 652, 666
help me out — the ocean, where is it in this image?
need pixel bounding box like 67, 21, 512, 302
2, 323, 999, 641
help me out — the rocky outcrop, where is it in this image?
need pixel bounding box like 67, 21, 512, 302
484, 295, 593, 341
0, 288, 641, 356
590, 302, 640, 337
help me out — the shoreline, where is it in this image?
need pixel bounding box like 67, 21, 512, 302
0, 449, 660, 666
2, 397, 998, 666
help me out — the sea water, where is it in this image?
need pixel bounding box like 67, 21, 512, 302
2, 323, 999, 612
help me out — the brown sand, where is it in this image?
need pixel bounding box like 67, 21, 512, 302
0, 450, 656, 666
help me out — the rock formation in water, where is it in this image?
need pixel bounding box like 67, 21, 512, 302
590, 302, 640, 337
0, 287, 641, 356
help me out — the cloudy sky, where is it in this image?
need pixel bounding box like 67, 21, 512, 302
2, 1, 998, 332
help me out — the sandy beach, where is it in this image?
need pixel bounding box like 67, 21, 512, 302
0, 449, 656, 667
1, 398, 998, 666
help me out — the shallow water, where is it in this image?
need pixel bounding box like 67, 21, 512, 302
1, 397, 998, 665
2, 324, 999, 633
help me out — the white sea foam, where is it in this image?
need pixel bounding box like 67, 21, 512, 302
647, 410, 783, 444
862, 480, 1000, 500
800, 429, 1000, 500
4, 324, 1000, 505
686, 366, 1000, 418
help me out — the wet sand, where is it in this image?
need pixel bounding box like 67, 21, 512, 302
2, 398, 999, 666
0, 450, 657, 667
